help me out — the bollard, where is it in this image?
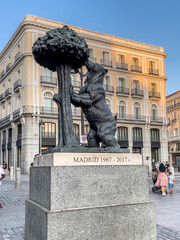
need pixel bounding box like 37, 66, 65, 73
15, 167, 21, 189
10, 166, 14, 180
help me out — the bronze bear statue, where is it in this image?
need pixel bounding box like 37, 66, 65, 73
70, 60, 119, 148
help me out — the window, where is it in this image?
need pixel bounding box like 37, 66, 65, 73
133, 80, 140, 90
43, 67, 53, 82
106, 99, 111, 110
118, 78, 125, 88
8, 128, 12, 142
149, 61, 155, 69
43, 92, 53, 112
73, 124, 79, 142
119, 101, 126, 118
117, 54, 125, 63
71, 73, 77, 85
134, 102, 140, 119
174, 128, 178, 137
132, 58, 139, 66
42, 122, 56, 138
103, 52, 109, 60
174, 112, 177, 120
84, 125, 90, 135
16, 95, 21, 110
151, 83, 157, 94
151, 129, 159, 142
3, 130, 6, 144
133, 128, 143, 141
151, 104, 157, 120
117, 127, 128, 141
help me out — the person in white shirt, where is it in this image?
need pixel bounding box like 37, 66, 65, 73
168, 172, 175, 194
0, 165, 5, 208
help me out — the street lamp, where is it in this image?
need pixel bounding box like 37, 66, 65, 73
39, 119, 44, 155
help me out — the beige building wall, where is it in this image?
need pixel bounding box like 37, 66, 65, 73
167, 91, 180, 170
0, 15, 168, 173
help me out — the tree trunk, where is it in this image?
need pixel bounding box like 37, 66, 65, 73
56, 64, 79, 148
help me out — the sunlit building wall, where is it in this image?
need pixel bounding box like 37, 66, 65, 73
0, 15, 168, 173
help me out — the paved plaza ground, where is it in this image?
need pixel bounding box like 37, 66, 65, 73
0, 172, 179, 239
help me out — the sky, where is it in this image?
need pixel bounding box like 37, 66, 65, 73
0, 0, 180, 95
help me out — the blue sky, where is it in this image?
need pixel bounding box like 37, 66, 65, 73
0, 0, 180, 95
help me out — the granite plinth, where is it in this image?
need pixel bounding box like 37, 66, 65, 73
25, 154, 156, 240
25, 200, 157, 240
29, 165, 148, 211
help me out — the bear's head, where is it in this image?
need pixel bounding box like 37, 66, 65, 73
84, 60, 108, 84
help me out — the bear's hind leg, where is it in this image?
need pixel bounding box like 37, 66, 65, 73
87, 128, 100, 147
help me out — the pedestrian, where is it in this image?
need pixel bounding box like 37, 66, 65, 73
2, 161, 7, 170
165, 161, 169, 173
168, 172, 175, 194
155, 163, 168, 197
30, 163, 34, 167
0, 164, 5, 208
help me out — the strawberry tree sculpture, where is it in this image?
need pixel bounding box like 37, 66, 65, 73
32, 26, 89, 150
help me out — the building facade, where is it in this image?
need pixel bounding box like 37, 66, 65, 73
167, 91, 180, 170
0, 15, 168, 173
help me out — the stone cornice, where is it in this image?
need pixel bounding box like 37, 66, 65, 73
0, 15, 167, 61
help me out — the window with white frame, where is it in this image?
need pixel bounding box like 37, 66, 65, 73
43, 92, 53, 112
106, 99, 111, 110
151, 104, 157, 120
118, 78, 125, 88
119, 100, 126, 118
134, 102, 141, 119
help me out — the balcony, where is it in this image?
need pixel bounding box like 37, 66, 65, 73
117, 114, 146, 122
118, 136, 129, 148
116, 62, 128, 70
149, 68, 159, 76
131, 88, 144, 97
104, 85, 114, 93
89, 57, 96, 63
167, 102, 180, 111
150, 116, 164, 123
13, 79, 22, 92
40, 76, 57, 86
101, 59, 112, 68
5, 88, 12, 99
133, 136, 143, 148
151, 137, 160, 148
131, 65, 142, 73
72, 80, 81, 88
116, 87, 129, 95
0, 93, 5, 103
1, 70, 5, 79
40, 107, 58, 115
72, 108, 81, 117
14, 52, 21, 62
6, 63, 11, 73
42, 132, 56, 146
149, 91, 161, 99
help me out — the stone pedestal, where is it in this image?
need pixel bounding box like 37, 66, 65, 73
25, 153, 157, 240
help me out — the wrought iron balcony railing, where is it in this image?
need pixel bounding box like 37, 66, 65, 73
14, 52, 21, 62
149, 68, 159, 76
131, 65, 142, 73
116, 62, 128, 70
149, 91, 161, 99
89, 57, 96, 63
1, 70, 5, 79
151, 137, 160, 142
150, 116, 164, 123
42, 132, 56, 139
40, 76, 57, 86
13, 79, 22, 92
72, 80, 81, 88
131, 88, 144, 97
116, 87, 129, 95
104, 85, 114, 93
167, 102, 180, 111
117, 113, 146, 121
72, 108, 81, 116
40, 107, 58, 115
0, 93, 5, 103
5, 88, 12, 99
101, 59, 112, 68
6, 63, 11, 73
